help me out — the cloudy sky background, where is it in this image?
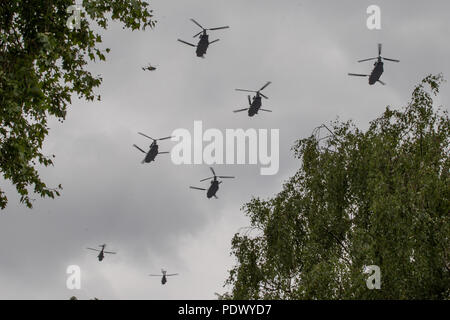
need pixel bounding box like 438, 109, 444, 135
1, 0, 449, 299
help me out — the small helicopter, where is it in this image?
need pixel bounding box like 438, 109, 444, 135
142, 63, 157, 71
178, 19, 229, 58
149, 269, 179, 285
133, 132, 172, 164
348, 43, 399, 85
190, 167, 234, 199
234, 81, 272, 117
86, 244, 116, 262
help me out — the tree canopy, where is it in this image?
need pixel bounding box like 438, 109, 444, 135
225, 74, 450, 299
0, 0, 155, 209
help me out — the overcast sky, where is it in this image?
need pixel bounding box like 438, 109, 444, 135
1, 0, 449, 299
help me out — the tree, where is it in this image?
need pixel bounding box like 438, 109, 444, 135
0, 0, 155, 209
225, 75, 450, 299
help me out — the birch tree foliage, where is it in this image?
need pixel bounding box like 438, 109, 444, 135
226, 74, 450, 299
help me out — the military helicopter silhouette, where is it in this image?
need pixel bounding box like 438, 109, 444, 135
190, 167, 234, 199
133, 132, 172, 164
149, 269, 179, 285
233, 82, 272, 117
86, 244, 116, 262
178, 19, 229, 58
348, 44, 399, 85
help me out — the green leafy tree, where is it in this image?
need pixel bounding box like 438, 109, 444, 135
0, 0, 155, 209
225, 75, 450, 299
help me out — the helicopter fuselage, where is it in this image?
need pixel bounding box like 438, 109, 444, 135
248, 96, 263, 117
161, 275, 167, 285
196, 34, 209, 57
207, 180, 220, 198
144, 144, 159, 163
98, 251, 104, 261
369, 61, 384, 85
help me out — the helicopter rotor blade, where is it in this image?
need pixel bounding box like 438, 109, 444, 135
259, 93, 269, 99
348, 73, 369, 77
382, 57, 400, 63
166, 273, 179, 277
178, 39, 196, 47
199, 176, 214, 182
357, 57, 378, 63
233, 108, 249, 113
133, 144, 146, 154
149, 274, 161, 277
87, 248, 101, 252
157, 152, 170, 154
190, 18, 204, 30
193, 31, 203, 38
260, 109, 272, 112
377, 80, 386, 85
208, 26, 229, 31
378, 43, 382, 56
235, 89, 256, 93
104, 251, 116, 255
208, 39, 220, 45
138, 132, 154, 140
190, 186, 207, 191
259, 81, 272, 91
218, 176, 235, 179
248, 95, 251, 105
210, 167, 216, 177
156, 136, 173, 141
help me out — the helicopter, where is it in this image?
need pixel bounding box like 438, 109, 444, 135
142, 63, 157, 71
190, 167, 235, 199
233, 81, 272, 117
133, 132, 172, 164
86, 244, 116, 262
149, 269, 179, 285
348, 43, 399, 85
178, 19, 229, 58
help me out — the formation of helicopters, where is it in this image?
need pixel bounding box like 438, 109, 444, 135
88, 18, 401, 288
86, 245, 179, 285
